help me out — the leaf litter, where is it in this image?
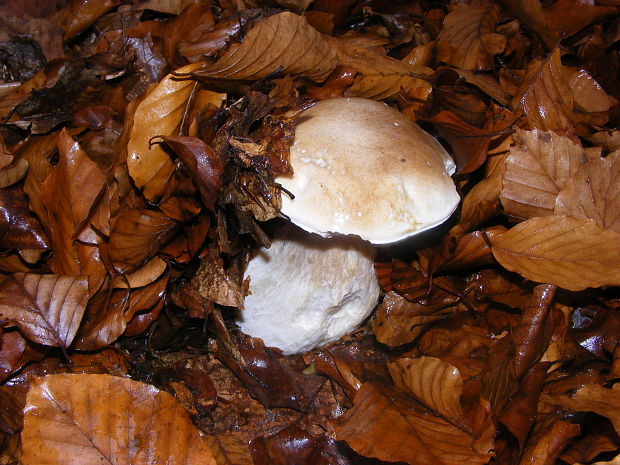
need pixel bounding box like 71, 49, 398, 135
0, 1, 619, 464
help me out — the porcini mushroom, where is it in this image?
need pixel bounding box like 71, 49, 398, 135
236, 97, 460, 354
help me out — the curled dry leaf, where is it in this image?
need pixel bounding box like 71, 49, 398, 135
336, 382, 494, 465
54, 0, 119, 39
195, 12, 338, 83
20, 373, 216, 465
436, 5, 506, 71
324, 35, 432, 101
500, 128, 585, 220
127, 63, 203, 201
490, 215, 620, 291
111, 256, 167, 289
0, 273, 88, 349
555, 149, 620, 233
388, 356, 467, 430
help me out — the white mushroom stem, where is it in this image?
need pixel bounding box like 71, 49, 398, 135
236, 225, 380, 355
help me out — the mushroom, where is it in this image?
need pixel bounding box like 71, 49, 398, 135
236, 97, 460, 354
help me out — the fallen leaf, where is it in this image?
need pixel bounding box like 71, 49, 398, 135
500, 128, 585, 219
0, 157, 28, 188
0, 330, 26, 382
204, 433, 253, 465
555, 149, 620, 233
436, 5, 506, 71
0, 185, 49, 250
389, 356, 467, 430
490, 215, 620, 291
0, 273, 88, 349
20, 373, 217, 465
195, 12, 338, 83
111, 256, 167, 288
336, 382, 494, 465
127, 62, 203, 201
517, 415, 580, 465
373, 291, 450, 347
54, 0, 119, 39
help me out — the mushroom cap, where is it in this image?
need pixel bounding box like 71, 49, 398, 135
278, 97, 460, 244
237, 225, 380, 355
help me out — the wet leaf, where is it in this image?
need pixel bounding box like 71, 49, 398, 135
0, 273, 88, 349
111, 256, 167, 289
555, 149, 620, 233
436, 5, 506, 71
500, 128, 585, 219
517, 415, 580, 465
156, 136, 223, 212
336, 382, 494, 465
389, 356, 467, 430
204, 433, 253, 465
490, 215, 620, 291
127, 63, 203, 201
0, 185, 49, 250
0, 329, 26, 382
55, 0, 119, 39
21, 373, 217, 465
0, 157, 28, 188
195, 12, 338, 83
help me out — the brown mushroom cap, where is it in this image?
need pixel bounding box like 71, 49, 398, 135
278, 97, 459, 244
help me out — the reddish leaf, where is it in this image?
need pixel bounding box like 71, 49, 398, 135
0, 273, 88, 349
517, 415, 580, 465
423, 111, 490, 174
156, 136, 223, 212
0, 329, 26, 382
0, 185, 48, 250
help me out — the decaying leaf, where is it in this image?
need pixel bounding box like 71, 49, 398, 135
127, 63, 203, 201
0, 273, 88, 349
490, 215, 620, 291
194, 12, 338, 83
21, 373, 217, 465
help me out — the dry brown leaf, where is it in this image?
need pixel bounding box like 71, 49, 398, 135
373, 291, 450, 347
54, 0, 119, 39
513, 49, 573, 132
324, 35, 432, 101
490, 215, 620, 291
436, 5, 506, 71
0, 273, 88, 349
204, 433, 253, 465
543, 384, 620, 436
500, 129, 585, 220
564, 66, 618, 114
196, 12, 338, 83
20, 373, 217, 465
0, 158, 28, 188
389, 357, 467, 430
107, 205, 179, 274
336, 382, 494, 465
555, 149, 620, 233
127, 62, 203, 201
518, 415, 580, 465
111, 256, 167, 289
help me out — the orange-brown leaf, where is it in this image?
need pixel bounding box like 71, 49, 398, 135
490, 215, 620, 291
500, 129, 585, 220
20, 373, 217, 465
0, 273, 88, 349
436, 5, 506, 71
195, 12, 338, 83
555, 149, 620, 233
336, 382, 494, 465
389, 357, 467, 430
127, 63, 203, 201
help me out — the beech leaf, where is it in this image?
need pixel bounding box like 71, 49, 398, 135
388, 356, 467, 430
555, 149, 620, 233
127, 63, 203, 201
325, 35, 432, 101
436, 5, 506, 71
0, 158, 28, 188
20, 373, 217, 465
0, 273, 88, 349
336, 382, 494, 465
500, 129, 585, 220
489, 215, 620, 291
195, 12, 338, 83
